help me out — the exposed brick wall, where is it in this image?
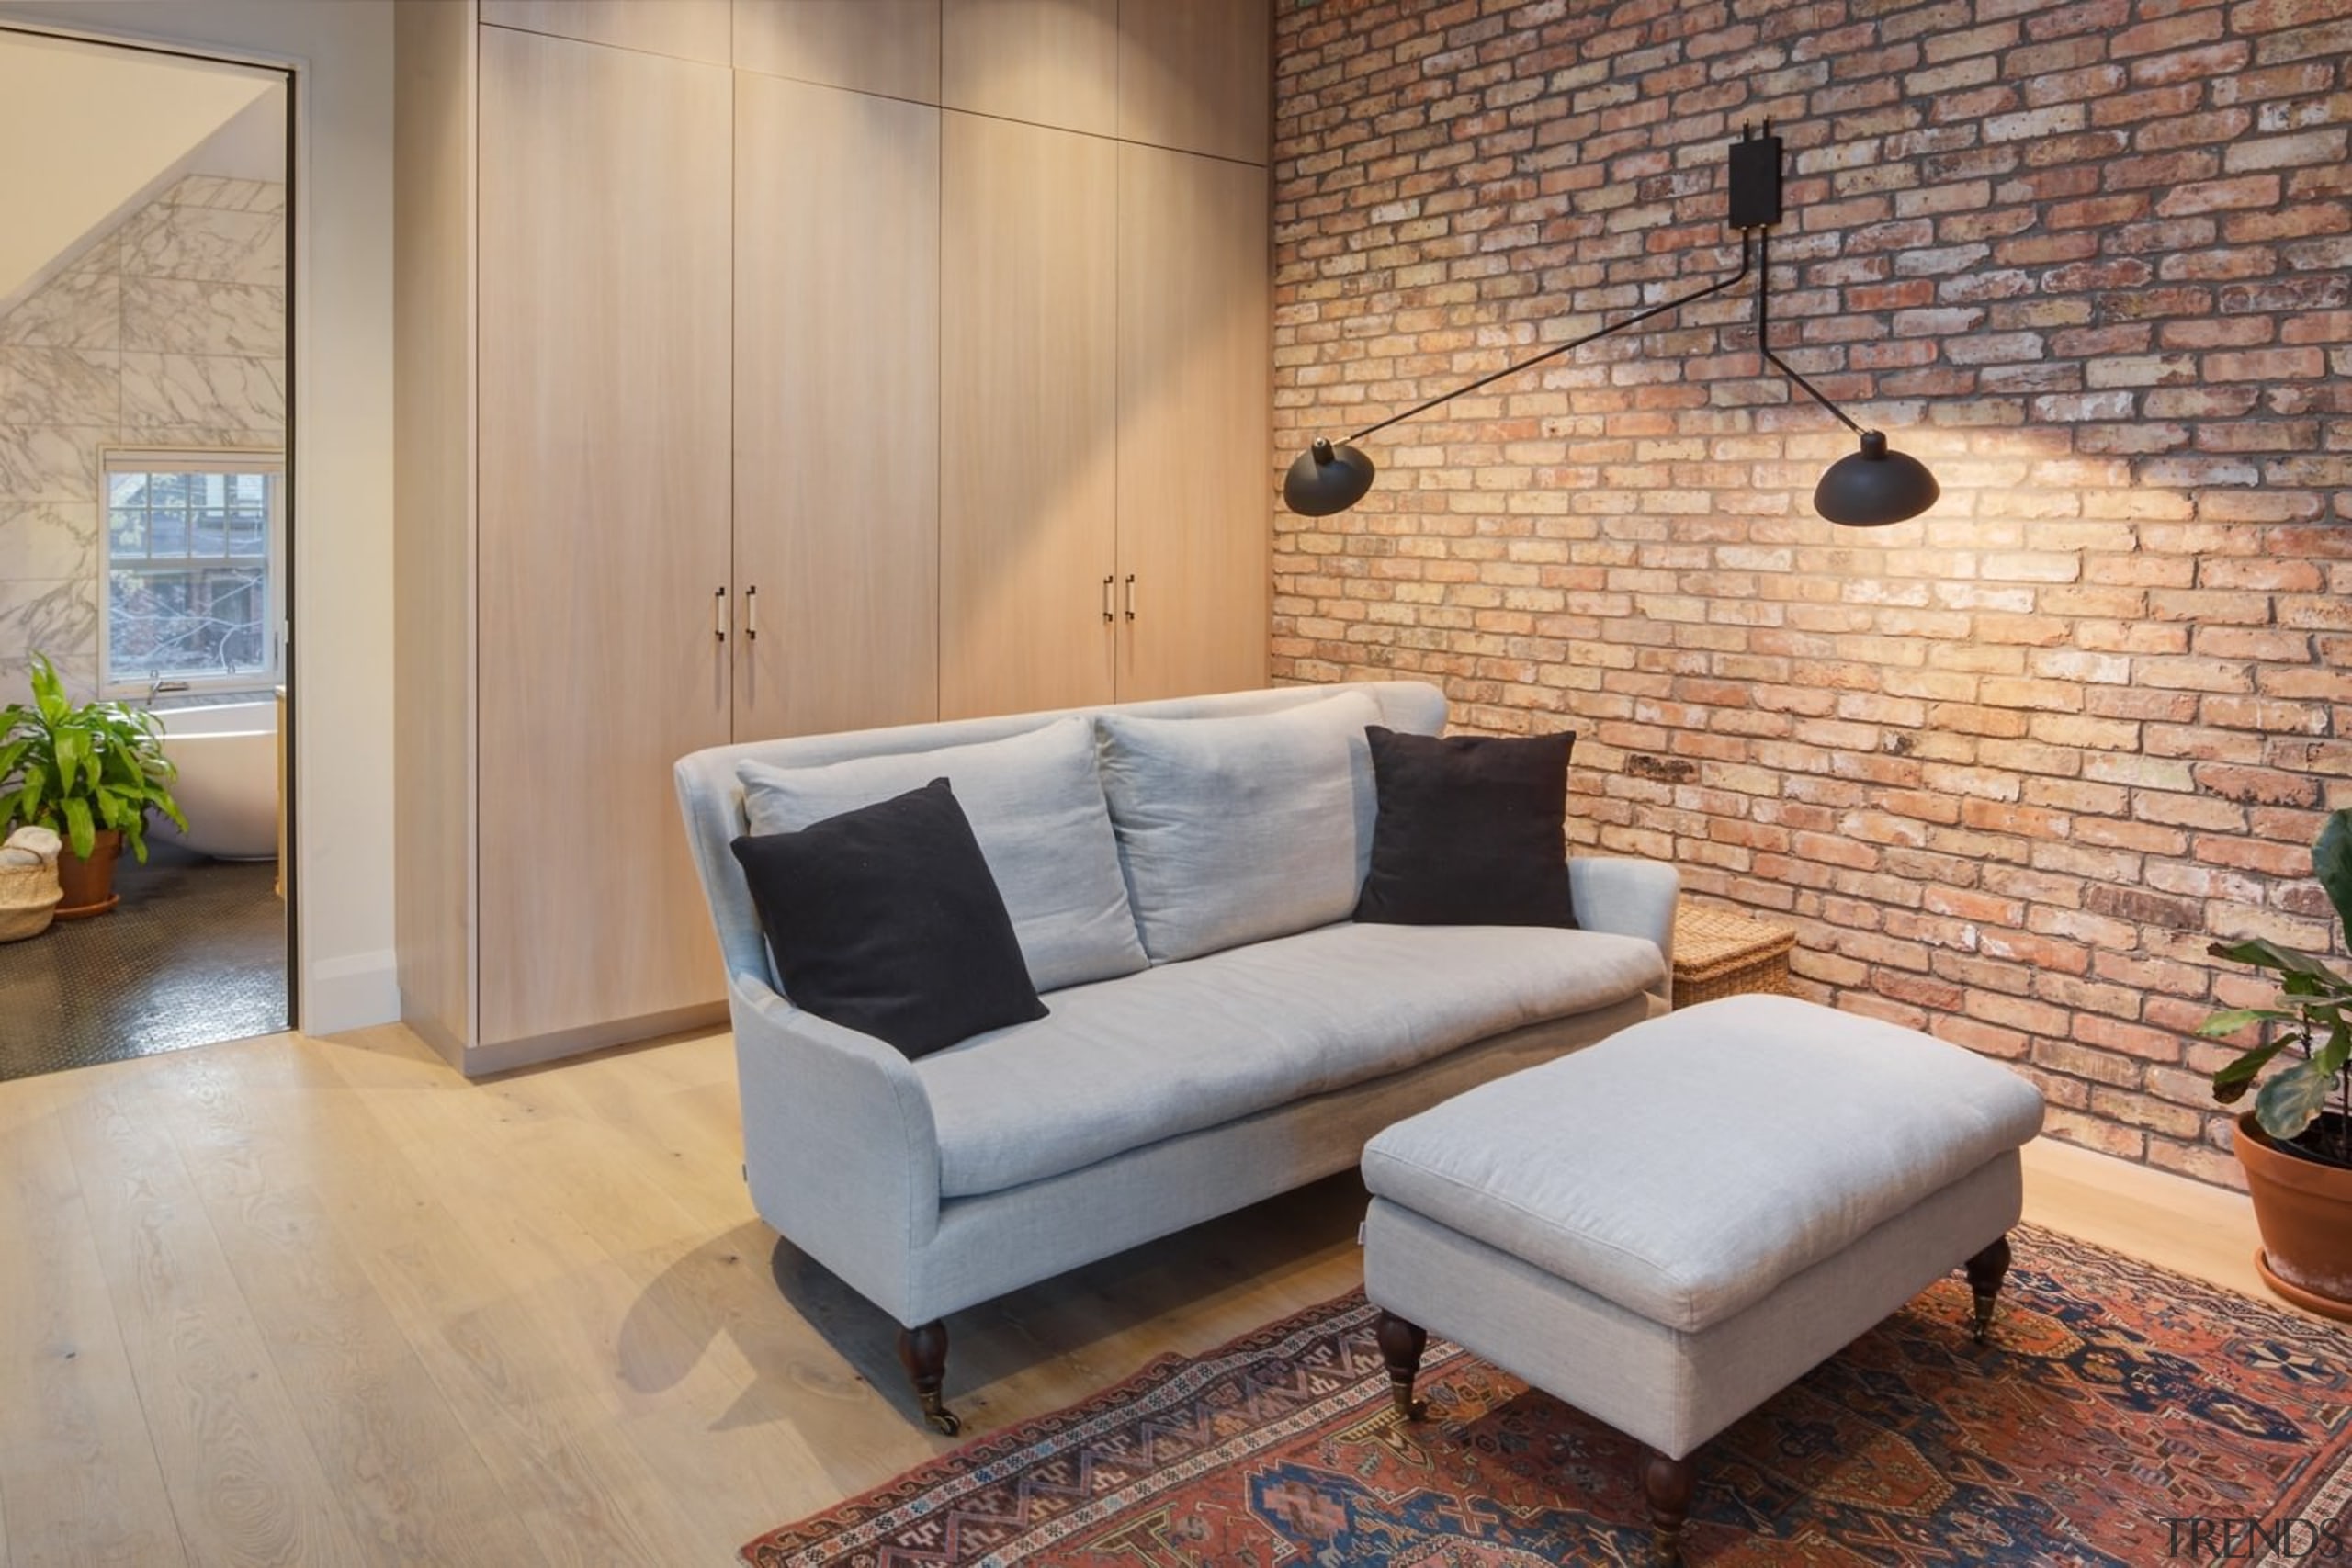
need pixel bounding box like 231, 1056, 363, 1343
1270, 0, 2352, 1183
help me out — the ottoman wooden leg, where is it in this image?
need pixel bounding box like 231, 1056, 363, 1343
1375, 1311, 1427, 1421
1642, 1450, 1694, 1565
1965, 1233, 2013, 1346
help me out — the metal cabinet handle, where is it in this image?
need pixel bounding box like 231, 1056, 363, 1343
713, 586, 728, 643
745, 585, 758, 642
1102, 575, 1115, 624
1125, 574, 1136, 622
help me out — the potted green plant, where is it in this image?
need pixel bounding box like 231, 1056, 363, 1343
2200, 807, 2352, 1320
0, 653, 187, 918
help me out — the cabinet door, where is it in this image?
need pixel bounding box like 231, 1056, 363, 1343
942, 0, 1117, 137
733, 0, 940, 102
476, 27, 733, 1045
481, 0, 731, 64
1115, 142, 1269, 702
734, 73, 940, 741
939, 112, 1117, 718
1116, 0, 1270, 164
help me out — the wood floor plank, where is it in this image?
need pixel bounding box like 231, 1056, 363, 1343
0, 1018, 2290, 1568
2018, 1135, 2262, 1298
317, 1028, 844, 1561
418, 1049, 867, 1521
143, 1042, 549, 1568
242, 1033, 714, 1568
49, 1061, 373, 1568
486, 1044, 941, 1500
0, 1071, 187, 1568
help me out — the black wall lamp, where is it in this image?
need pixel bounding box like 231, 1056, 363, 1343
1284, 124, 1940, 527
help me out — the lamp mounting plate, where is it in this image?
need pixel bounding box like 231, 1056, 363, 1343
1728, 123, 1782, 231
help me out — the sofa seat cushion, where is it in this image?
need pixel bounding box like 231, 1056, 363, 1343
1360, 996, 2048, 1332
913, 920, 1668, 1198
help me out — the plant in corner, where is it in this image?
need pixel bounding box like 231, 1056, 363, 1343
2200, 807, 2352, 1320
0, 652, 187, 919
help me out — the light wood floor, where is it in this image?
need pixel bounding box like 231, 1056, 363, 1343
0, 1023, 2275, 1567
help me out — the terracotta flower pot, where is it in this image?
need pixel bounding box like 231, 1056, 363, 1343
53, 828, 123, 919
2237, 1111, 2352, 1323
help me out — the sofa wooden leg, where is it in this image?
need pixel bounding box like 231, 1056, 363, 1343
1375, 1311, 1427, 1421
1642, 1450, 1693, 1565
1965, 1233, 2013, 1346
897, 1321, 960, 1437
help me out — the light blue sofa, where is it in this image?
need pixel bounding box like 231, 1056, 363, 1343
674, 682, 1679, 1432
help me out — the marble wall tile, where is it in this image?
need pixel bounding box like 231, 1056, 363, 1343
0, 349, 119, 428
0, 426, 103, 503
0, 576, 98, 678
0, 271, 121, 351
0, 178, 288, 686
64, 237, 118, 276
120, 352, 283, 434
122, 425, 285, 452
0, 503, 96, 580
121, 276, 283, 357
169, 175, 286, 215
0, 641, 98, 705
121, 206, 284, 288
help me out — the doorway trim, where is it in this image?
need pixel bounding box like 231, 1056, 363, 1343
0, 17, 302, 1030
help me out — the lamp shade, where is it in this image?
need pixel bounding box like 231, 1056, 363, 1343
1814, 430, 1939, 526
1283, 438, 1376, 517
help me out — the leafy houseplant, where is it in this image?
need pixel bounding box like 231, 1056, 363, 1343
0, 653, 187, 915
2200, 808, 2352, 1318
2204, 810, 2352, 1160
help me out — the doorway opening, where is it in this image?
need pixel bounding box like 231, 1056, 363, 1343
0, 26, 295, 1079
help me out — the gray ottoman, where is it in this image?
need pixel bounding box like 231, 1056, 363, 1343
1362, 995, 2045, 1564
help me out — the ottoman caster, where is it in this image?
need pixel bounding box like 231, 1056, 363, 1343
1642, 1450, 1693, 1565
1375, 1310, 1427, 1420
1965, 1233, 2013, 1346
897, 1321, 963, 1437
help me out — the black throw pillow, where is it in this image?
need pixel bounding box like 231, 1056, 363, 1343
730, 778, 1047, 1059
1353, 727, 1578, 928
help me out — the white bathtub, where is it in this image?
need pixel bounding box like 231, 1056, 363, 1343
150, 699, 278, 861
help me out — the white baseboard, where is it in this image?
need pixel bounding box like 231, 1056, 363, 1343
301, 948, 400, 1034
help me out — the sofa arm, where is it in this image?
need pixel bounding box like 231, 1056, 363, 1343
1570, 856, 1679, 1004
729, 973, 943, 1319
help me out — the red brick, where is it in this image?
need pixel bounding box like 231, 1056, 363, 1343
1272, 0, 2346, 1189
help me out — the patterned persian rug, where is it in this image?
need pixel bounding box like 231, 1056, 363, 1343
742, 1226, 2352, 1566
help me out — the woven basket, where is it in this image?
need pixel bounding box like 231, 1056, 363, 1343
0, 859, 62, 942
1673, 905, 1796, 1008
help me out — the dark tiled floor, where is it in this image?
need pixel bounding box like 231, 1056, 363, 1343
0, 844, 287, 1082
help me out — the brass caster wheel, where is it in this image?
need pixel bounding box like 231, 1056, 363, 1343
922, 1402, 963, 1438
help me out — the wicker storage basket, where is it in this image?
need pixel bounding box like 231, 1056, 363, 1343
0, 859, 62, 942
1673, 905, 1796, 1008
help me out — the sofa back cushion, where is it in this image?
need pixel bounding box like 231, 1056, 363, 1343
1096, 690, 1383, 964
738, 716, 1148, 993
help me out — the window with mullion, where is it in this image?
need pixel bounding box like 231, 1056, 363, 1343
102, 455, 284, 691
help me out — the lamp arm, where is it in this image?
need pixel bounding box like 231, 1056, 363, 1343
1755, 227, 1864, 436
1342, 235, 1753, 446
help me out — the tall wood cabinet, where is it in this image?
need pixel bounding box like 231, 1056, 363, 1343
735, 73, 943, 741
1115, 143, 1272, 702
938, 113, 1118, 717
397, 0, 1271, 1073
473, 25, 735, 1047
